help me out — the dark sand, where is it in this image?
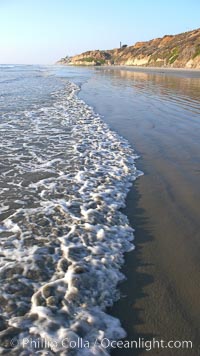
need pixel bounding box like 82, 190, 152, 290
79, 68, 200, 355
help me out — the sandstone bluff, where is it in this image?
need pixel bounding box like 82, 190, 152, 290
58, 28, 200, 69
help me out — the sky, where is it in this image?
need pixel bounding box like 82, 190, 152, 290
0, 0, 200, 64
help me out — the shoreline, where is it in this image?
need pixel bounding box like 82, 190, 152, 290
110, 157, 200, 355
57, 63, 200, 76
97, 65, 200, 77
78, 68, 200, 355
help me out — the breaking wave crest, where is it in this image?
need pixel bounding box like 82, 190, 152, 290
0, 81, 142, 355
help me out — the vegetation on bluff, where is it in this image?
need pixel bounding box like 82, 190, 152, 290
58, 28, 200, 69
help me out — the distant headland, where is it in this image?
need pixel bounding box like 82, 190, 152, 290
57, 28, 200, 69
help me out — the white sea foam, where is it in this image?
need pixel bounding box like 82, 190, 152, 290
0, 81, 143, 355
0, 65, 16, 68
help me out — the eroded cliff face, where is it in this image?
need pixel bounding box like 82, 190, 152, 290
58, 28, 200, 69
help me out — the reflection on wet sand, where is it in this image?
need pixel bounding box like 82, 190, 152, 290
98, 68, 200, 105
79, 68, 200, 355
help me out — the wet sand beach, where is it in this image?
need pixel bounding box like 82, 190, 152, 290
79, 68, 200, 355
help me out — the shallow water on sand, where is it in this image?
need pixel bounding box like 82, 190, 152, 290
1, 64, 200, 355
79, 67, 200, 355
0, 65, 142, 355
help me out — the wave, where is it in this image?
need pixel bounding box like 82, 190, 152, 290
0, 65, 16, 68
0, 81, 142, 355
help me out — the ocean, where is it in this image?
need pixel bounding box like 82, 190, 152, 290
1, 64, 200, 355
0, 65, 142, 355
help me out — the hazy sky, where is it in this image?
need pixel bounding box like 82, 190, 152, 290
0, 0, 200, 64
